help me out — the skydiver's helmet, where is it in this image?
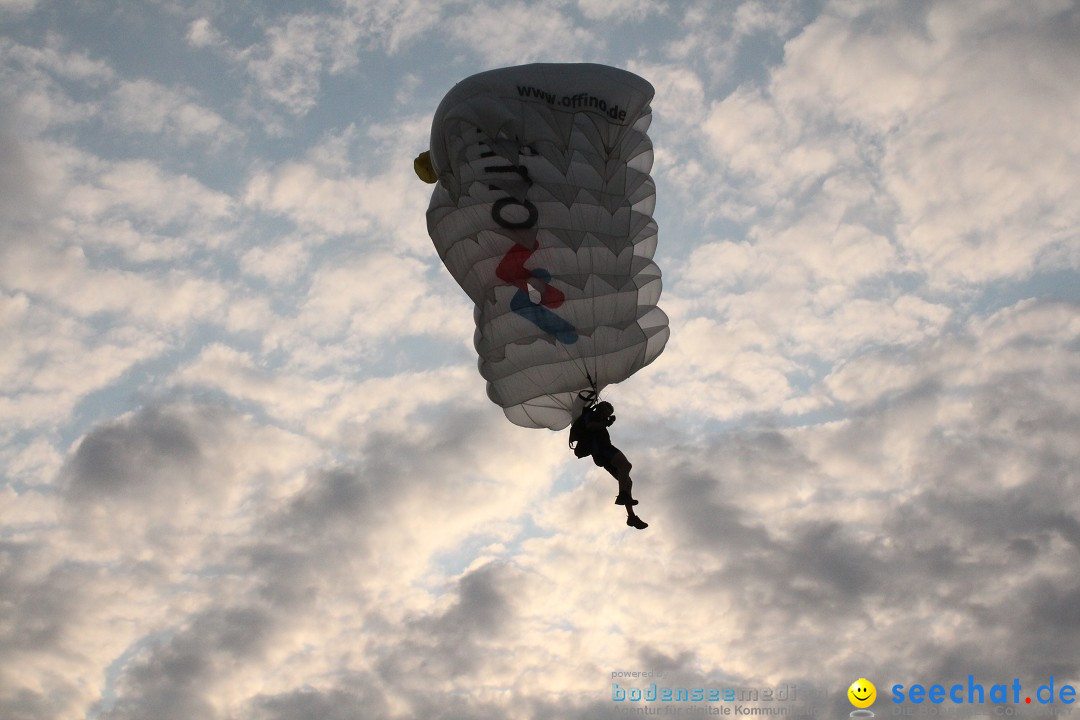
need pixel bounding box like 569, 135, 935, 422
594, 401, 615, 425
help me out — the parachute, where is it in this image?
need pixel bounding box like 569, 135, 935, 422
420, 63, 669, 430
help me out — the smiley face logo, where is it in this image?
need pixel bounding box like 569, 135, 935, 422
848, 678, 876, 708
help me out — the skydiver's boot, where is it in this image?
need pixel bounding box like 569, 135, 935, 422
626, 513, 648, 530
614, 477, 637, 506
614, 494, 639, 506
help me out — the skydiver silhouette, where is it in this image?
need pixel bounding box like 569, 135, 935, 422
572, 401, 648, 530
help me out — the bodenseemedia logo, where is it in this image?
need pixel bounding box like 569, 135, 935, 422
891, 677, 1076, 707
611, 682, 799, 703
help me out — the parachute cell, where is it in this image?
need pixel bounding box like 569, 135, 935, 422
424, 63, 669, 429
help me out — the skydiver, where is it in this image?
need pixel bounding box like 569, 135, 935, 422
574, 401, 648, 530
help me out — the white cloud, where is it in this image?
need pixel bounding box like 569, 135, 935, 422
236, 2, 442, 115
577, 0, 665, 22
0, 38, 107, 133
0, 0, 38, 12
445, 1, 597, 65
61, 159, 234, 240
297, 251, 463, 340
239, 13, 343, 116
1, 34, 115, 85
171, 343, 343, 422
244, 120, 440, 254
632, 62, 708, 130
239, 236, 310, 284
741, 0, 1080, 289
245, 159, 376, 235
663, 0, 805, 79
732, 0, 805, 37
0, 284, 170, 432
341, 0, 446, 54
824, 299, 1080, 410
186, 17, 224, 49
0, 136, 242, 435
1, 238, 232, 325
108, 79, 241, 148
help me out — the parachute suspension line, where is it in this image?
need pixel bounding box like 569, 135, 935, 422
579, 368, 598, 407
552, 337, 600, 407
585, 367, 599, 402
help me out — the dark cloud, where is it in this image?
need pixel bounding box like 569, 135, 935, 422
63, 403, 234, 505
65, 401, 531, 719
243, 683, 388, 720
242, 403, 507, 602
98, 606, 275, 720
424, 560, 517, 637
642, 315, 1080, 694
0, 112, 43, 241
377, 561, 521, 685
0, 540, 118, 719
786, 520, 878, 597
661, 470, 750, 550
660, 433, 795, 554
240, 465, 386, 613
66, 406, 201, 498
0, 688, 62, 720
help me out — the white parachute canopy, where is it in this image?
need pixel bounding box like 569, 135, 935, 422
423, 63, 669, 430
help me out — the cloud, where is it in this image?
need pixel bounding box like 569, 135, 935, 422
2, 1, 1079, 718
26, 391, 563, 718
0, 115, 44, 231
243, 684, 388, 720
0, 0, 38, 13
296, 251, 466, 340
445, 1, 597, 65
0, 36, 108, 132
823, 299, 1079, 408
699, 0, 1080, 291
0, 33, 114, 85
239, 13, 345, 116
244, 121, 434, 254
96, 605, 276, 720
0, 399, 324, 717
663, 0, 806, 80
185, 18, 224, 49
236, 1, 442, 115
577, 0, 665, 22
65, 404, 208, 501
107, 79, 242, 148
375, 561, 523, 689
0, 307, 169, 432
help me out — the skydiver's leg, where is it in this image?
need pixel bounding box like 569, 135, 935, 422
607, 450, 634, 502
609, 451, 647, 527
606, 452, 645, 529
605, 463, 633, 505
595, 445, 645, 527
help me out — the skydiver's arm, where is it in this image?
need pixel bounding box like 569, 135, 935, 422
585, 416, 615, 431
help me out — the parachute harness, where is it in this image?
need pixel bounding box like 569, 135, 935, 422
568, 372, 601, 455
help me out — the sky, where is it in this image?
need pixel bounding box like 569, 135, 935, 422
1, 0, 1078, 718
